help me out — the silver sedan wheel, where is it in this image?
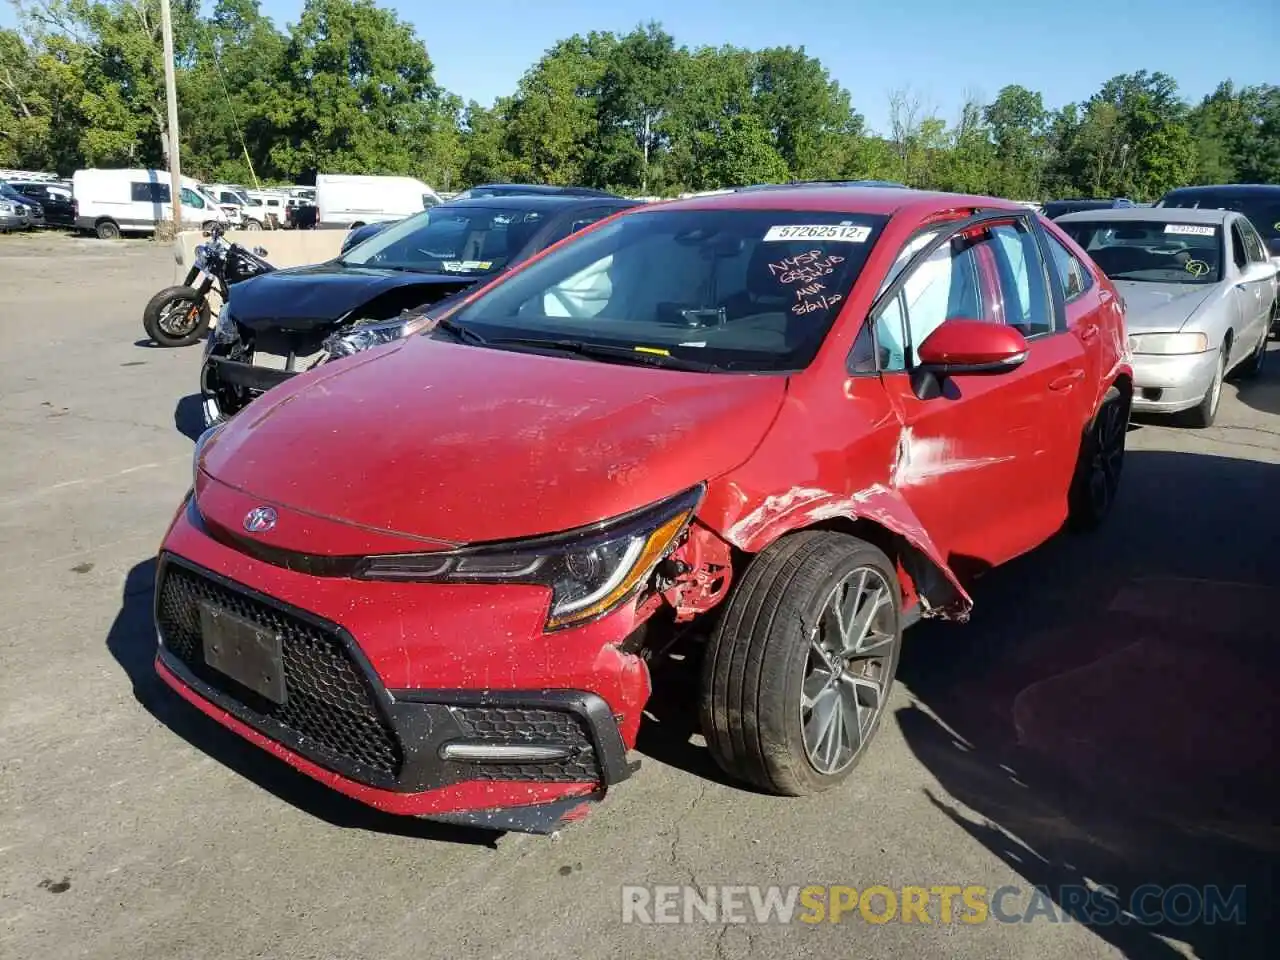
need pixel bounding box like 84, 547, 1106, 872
1208, 351, 1225, 418
801, 567, 896, 775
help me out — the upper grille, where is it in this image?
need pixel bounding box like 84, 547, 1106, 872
450, 705, 600, 782
156, 560, 404, 782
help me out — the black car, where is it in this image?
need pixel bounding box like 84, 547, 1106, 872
452, 183, 624, 201
202, 192, 640, 423
340, 185, 625, 254
0, 181, 46, 228
1041, 198, 1135, 220
1156, 184, 1280, 260
6, 181, 73, 227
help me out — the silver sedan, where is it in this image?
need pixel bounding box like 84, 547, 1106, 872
1056, 207, 1278, 427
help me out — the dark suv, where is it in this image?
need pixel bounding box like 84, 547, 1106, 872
1041, 198, 1135, 220
1156, 184, 1280, 260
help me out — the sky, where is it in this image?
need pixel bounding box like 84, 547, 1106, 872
6, 0, 1277, 134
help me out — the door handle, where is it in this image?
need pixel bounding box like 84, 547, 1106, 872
1078, 323, 1099, 341
1049, 370, 1086, 392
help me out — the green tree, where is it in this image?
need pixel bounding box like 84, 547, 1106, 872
983, 84, 1048, 198
268, 0, 446, 181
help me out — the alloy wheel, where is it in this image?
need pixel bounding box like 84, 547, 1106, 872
1088, 397, 1127, 517
1209, 352, 1225, 417
801, 567, 896, 775
159, 300, 201, 338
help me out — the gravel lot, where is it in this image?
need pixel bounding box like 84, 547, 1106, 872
1, 232, 1276, 960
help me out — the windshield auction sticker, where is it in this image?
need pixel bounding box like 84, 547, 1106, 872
764, 224, 871, 242
1164, 224, 1216, 237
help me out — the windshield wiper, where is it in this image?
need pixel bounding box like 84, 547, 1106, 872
432, 316, 488, 345
485, 336, 718, 372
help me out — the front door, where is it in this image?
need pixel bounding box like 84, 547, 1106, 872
872, 215, 1088, 573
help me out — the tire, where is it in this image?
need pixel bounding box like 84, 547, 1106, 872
95, 218, 120, 240
143, 286, 211, 347
1185, 343, 1227, 428
700, 531, 902, 796
1068, 385, 1129, 532
243, 219, 262, 232
1236, 324, 1268, 379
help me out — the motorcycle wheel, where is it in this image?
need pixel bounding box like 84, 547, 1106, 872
143, 285, 211, 347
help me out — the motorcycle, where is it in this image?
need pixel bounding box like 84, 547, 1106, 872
142, 224, 275, 347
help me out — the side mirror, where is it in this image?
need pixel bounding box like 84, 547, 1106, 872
917, 319, 1029, 375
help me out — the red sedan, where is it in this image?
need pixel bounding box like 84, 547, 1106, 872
155, 187, 1131, 832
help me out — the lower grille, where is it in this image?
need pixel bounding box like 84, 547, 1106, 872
449, 706, 600, 782
156, 559, 404, 782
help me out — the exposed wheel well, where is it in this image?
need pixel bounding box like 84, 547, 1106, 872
799, 516, 961, 617
1223, 329, 1233, 352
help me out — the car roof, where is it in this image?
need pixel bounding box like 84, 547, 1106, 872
466, 183, 623, 197
638, 186, 1022, 217
1161, 184, 1280, 198
447, 194, 639, 212
1055, 207, 1234, 225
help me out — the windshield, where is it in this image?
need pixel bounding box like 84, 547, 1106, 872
1159, 191, 1280, 248
444, 208, 891, 372
1060, 220, 1222, 284
340, 205, 548, 274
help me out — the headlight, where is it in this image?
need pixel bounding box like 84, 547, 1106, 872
1128, 332, 1210, 355
0, 201, 12, 213
323, 313, 436, 359
209, 303, 239, 350
354, 485, 705, 630
192, 423, 222, 488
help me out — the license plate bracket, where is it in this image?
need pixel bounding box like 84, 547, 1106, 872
198, 600, 287, 704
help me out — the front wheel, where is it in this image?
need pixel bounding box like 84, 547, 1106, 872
700, 531, 902, 796
1184, 344, 1227, 428
243, 219, 262, 232
143, 286, 211, 347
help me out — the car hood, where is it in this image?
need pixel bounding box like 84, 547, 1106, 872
198, 336, 788, 544
1114, 281, 1216, 333
227, 261, 481, 331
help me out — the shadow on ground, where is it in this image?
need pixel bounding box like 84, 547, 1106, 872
173, 393, 205, 441
105, 558, 499, 847
896, 449, 1279, 958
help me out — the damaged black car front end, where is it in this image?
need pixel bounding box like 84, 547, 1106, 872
199, 193, 639, 426
200, 277, 471, 426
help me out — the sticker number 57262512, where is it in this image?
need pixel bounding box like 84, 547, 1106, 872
763, 224, 872, 243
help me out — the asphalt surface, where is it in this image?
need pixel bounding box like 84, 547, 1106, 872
1, 232, 1276, 960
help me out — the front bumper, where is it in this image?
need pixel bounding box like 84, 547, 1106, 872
153, 502, 649, 831
200, 354, 298, 424
0, 213, 28, 230
1130, 348, 1219, 414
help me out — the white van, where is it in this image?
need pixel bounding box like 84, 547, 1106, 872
314, 174, 442, 229
72, 168, 229, 239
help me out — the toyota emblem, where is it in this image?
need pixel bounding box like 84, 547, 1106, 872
243, 506, 278, 533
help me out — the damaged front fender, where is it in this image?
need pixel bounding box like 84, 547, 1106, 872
714, 483, 973, 621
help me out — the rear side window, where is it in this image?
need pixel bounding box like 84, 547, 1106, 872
988, 222, 1054, 336
1239, 221, 1267, 263
1043, 233, 1091, 301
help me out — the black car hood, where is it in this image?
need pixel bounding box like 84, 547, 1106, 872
227, 261, 482, 331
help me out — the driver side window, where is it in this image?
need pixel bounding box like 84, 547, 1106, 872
181, 188, 205, 210
874, 233, 984, 372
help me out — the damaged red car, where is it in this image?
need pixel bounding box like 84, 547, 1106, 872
155, 187, 1131, 832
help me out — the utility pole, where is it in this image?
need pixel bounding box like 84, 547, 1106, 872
159, 0, 183, 234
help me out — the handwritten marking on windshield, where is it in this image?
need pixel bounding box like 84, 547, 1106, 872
768, 250, 846, 285
792, 293, 843, 315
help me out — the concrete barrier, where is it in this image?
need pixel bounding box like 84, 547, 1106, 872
171, 229, 345, 282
